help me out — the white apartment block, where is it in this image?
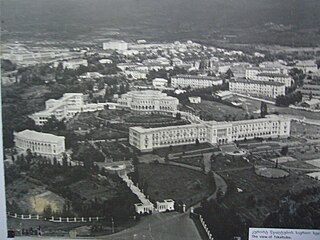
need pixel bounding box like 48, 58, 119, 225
14, 130, 65, 159
129, 115, 291, 152
255, 73, 293, 87
30, 93, 85, 125
229, 79, 285, 99
171, 75, 223, 89
246, 67, 284, 79
117, 90, 179, 112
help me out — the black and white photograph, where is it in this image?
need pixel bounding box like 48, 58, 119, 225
1, 0, 320, 239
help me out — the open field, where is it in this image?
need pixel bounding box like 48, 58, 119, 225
6, 178, 65, 215
229, 95, 320, 121
133, 163, 214, 207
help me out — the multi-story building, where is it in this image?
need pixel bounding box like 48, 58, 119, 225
255, 72, 293, 87
117, 90, 179, 113
295, 60, 318, 74
229, 79, 285, 99
246, 67, 287, 80
129, 115, 291, 152
300, 83, 320, 98
14, 130, 65, 159
171, 75, 222, 89
30, 93, 85, 126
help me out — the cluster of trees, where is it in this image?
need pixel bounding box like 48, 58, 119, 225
1, 59, 17, 71
264, 187, 320, 229
288, 68, 306, 88
165, 83, 229, 105
146, 66, 188, 82
275, 91, 303, 107
195, 199, 252, 240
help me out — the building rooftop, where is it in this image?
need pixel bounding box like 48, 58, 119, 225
173, 74, 221, 81
230, 79, 285, 86
14, 130, 65, 143
257, 72, 289, 78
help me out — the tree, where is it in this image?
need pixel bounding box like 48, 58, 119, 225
62, 153, 68, 167
119, 84, 125, 94
175, 112, 181, 120
225, 68, 234, 79
280, 146, 289, 156
260, 102, 268, 118
316, 59, 320, 69
43, 204, 53, 219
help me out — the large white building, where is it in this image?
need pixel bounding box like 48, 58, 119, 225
229, 79, 285, 99
117, 90, 179, 113
14, 130, 65, 159
129, 115, 291, 152
246, 67, 287, 80
30, 93, 85, 125
171, 75, 223, 89
103, 41, 128, 51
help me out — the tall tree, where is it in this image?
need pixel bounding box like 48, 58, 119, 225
260, 102, 268, 118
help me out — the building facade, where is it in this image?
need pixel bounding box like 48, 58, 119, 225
255, 73, 293, 87
14, 130, 65, 159
129, 115, 291, 152
30, 93, 85, 125
152, 78, 168, 89
117, 90, 179, 113
229, 79, 285, 99
171, 75, 223, 89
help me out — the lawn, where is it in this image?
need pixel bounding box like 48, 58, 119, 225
190, 100, 252, 121
221, 167, 319, 226
155, 142, 214, 157
87, 128, 128, 140
132, 163, 214, 207
97, 141, 134, 162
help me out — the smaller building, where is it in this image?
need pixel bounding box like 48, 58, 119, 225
188, 96, 201, 104
54, 59, 88, 70
134, 203, 154, 215
171, 75, 222, 89
99, 59, 113, 64
214, 91, 233, 100
152, 78, 168, 89
229, 79, 285, 99
301, 99, 320, 109
156, 199, 175, 213
295, 60, 318, 74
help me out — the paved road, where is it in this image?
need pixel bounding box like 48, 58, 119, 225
100, 212, 201, 240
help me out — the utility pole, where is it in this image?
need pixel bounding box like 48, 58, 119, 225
0, 68, 8, 239
111, 217, 114, 233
